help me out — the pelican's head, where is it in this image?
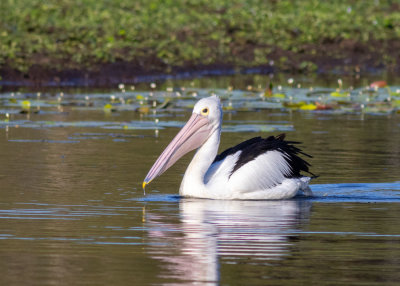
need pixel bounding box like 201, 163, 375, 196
192, 95, 222, 130
143, 95, 222, 189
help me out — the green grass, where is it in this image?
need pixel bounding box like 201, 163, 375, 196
1, 0, 400, 74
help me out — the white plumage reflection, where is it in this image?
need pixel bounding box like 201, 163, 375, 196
145, 199, 312, 283
143, 96, 315, 199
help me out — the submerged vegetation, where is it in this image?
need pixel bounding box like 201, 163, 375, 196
1, 0, 400, 82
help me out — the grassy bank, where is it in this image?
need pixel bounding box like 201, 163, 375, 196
1, 0, 400, 82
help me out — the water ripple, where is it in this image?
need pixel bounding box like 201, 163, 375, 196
310, 181, 400, 202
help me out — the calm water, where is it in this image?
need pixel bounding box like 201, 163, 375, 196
1, 76, 400, 285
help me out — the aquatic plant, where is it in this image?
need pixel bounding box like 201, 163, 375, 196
1, 0, 400, 77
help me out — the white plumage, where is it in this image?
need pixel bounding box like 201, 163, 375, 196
144, 95, 314, 200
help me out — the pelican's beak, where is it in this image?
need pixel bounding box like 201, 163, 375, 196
143, 113, 211, 189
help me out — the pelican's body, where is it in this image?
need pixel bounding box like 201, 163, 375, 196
143, 96, 314, 200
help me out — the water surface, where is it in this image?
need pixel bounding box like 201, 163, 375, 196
1, 76, 400, 285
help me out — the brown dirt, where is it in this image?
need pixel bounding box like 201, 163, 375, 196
1, 40, 400, 87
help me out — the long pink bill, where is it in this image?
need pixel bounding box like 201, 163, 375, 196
143, 113, 211, 190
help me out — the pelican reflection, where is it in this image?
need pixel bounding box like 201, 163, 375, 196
145, 199, 312, 284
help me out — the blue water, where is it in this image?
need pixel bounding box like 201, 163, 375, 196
137, 182, 400, 203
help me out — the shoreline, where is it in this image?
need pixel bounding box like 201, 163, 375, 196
1, 52, 398, 88
3, 1, 400, 88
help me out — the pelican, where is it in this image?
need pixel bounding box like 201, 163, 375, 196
143, 95, 315, 199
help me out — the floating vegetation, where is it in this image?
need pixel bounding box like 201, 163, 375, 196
1, 80, 399, 141
1, 86, 399, 117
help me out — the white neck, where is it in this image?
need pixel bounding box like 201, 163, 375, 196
179, 127, 221, 197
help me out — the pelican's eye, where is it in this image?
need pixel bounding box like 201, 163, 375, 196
201, 107, 209, 116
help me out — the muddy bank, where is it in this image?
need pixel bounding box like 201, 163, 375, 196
1, 40, 400, 87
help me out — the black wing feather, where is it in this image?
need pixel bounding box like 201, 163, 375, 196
213, 133, 315, 178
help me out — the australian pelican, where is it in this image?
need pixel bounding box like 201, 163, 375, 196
143, 96, 315, 199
